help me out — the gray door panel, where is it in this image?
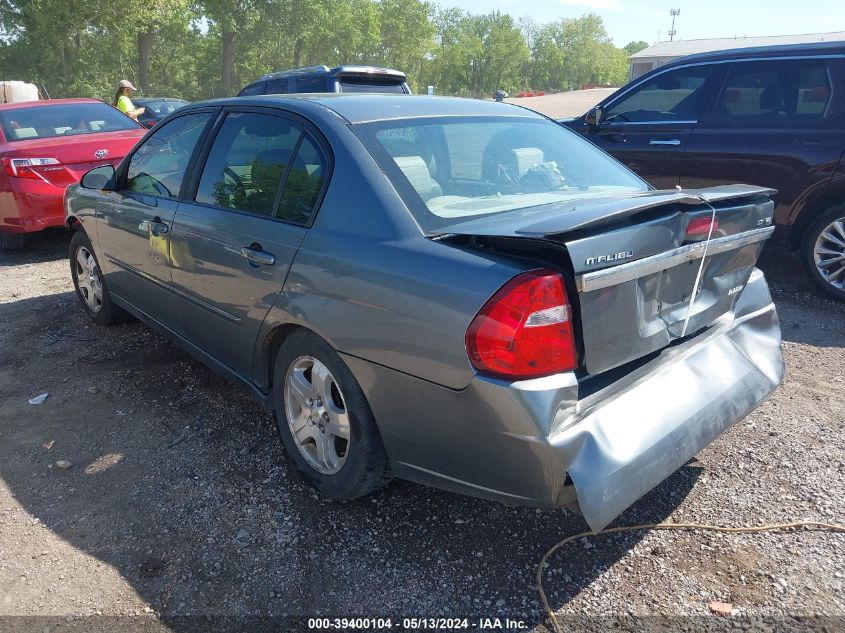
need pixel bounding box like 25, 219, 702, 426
168, 204, 306, 376
97, 192, 180, 325
95, 111, 215, 328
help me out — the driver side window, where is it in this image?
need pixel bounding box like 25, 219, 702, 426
125, 113, 211, 198
603, 66, 714, 124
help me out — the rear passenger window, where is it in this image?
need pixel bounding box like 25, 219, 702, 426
238, 82, 265, 96
194, 112, 328, 224
297, 76, 328, 93
195, 112, 301, 216
125, 112, 211, 198
796, 66, 831, 116
265, 78, 289, 94
276, 136, 327, 224
712, 60, 833, 126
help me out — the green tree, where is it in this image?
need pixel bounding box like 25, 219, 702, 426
624, 40, 649, 56
531, 14, 627, 91
377, 0, 435, 87
428, 10, 527, 97
199, 0, 262, 94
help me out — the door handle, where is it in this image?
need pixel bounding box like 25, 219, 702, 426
149, 220, 169, 235
139, 218, 169, 234
649, 139, 682, 146
240, 246, 276, 266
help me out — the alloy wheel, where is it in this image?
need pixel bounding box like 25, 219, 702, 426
75, 247, 103, 312
813, 216, 845, 291
284, 356, 351, 475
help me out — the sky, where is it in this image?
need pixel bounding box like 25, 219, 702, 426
443, 0, 845, 47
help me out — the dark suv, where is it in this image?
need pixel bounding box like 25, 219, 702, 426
238, 65, 410, 97
562, 41, 845, 299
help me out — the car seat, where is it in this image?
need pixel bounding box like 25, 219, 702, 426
759, 85, 787, 118
393, 155, 443, 202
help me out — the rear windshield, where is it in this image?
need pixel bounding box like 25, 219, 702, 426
0, 102, 140, 141
354, 116, 647, 231
139, 100, 188, 116
339, 78, 406, 94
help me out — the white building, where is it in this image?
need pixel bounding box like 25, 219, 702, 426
628, 31, 845, 79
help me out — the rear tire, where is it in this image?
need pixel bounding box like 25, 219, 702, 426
0, 232, 25, 251
272, 330, 392, 500
69, 229, 129, 325
801, 205, 845, 301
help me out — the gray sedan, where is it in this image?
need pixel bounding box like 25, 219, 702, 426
65, 95, 783, 531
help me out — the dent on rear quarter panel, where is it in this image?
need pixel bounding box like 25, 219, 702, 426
254, 119, 529, 390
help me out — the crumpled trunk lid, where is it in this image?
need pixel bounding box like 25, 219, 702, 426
431, 184, 776, 375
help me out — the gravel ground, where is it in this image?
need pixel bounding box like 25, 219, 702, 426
0, 229, 843, 632
503, 88, 615, 118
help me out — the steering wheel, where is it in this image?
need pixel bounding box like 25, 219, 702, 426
223, 167, 246, 198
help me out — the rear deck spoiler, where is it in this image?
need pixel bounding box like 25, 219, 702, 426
426, 185, 777, 239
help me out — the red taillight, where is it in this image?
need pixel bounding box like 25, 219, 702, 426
686, 216, 718, 240
2, 157, 61, 179
466, 269, 577, 380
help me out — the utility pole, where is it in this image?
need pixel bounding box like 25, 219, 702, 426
669, 9, 680, 41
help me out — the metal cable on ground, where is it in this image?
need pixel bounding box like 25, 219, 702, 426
537, 520, 845, 633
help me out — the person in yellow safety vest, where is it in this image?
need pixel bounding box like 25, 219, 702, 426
113, 80, 145, 121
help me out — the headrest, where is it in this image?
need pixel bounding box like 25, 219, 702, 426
393, 155, 442, 202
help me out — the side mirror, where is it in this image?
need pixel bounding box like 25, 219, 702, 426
585, 106, 603, 127
81, 164, 116, 191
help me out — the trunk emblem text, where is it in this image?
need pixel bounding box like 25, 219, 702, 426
94, 149, 109, 159
585, 250, 633, 267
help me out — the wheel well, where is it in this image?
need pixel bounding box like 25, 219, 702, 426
264, 323, 303, 391
66, 215, 79, 229
790, 184, 845, 250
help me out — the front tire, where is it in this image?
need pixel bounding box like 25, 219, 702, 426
801, 206, 845, 301
0, 232, 25, 251
272, 330, 392, 500
69, 229, 129, 325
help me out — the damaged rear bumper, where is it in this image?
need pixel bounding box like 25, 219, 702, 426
553, 268, 783, 530
343, 268, 783, 532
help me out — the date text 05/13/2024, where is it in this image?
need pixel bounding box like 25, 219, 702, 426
307, 617, 528, 630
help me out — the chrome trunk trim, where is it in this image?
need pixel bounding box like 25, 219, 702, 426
575, 226, 775, 292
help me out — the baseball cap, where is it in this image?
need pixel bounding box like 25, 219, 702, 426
118, 79, 137, 90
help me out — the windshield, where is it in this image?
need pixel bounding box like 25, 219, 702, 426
355, 116, 648, 231
0, 102, 140, 141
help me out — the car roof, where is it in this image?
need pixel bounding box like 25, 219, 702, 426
0, 98, 103, 111
659, 40, 845, 69
188, 94, 544, 124
256, 65, 407, 82
134, 97, 188, 102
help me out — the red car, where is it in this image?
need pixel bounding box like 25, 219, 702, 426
0, 98, 146, 249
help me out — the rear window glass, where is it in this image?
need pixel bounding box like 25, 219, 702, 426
355, 116, 647, 232
0, 102, 140, 141
339, 79, 406, 94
